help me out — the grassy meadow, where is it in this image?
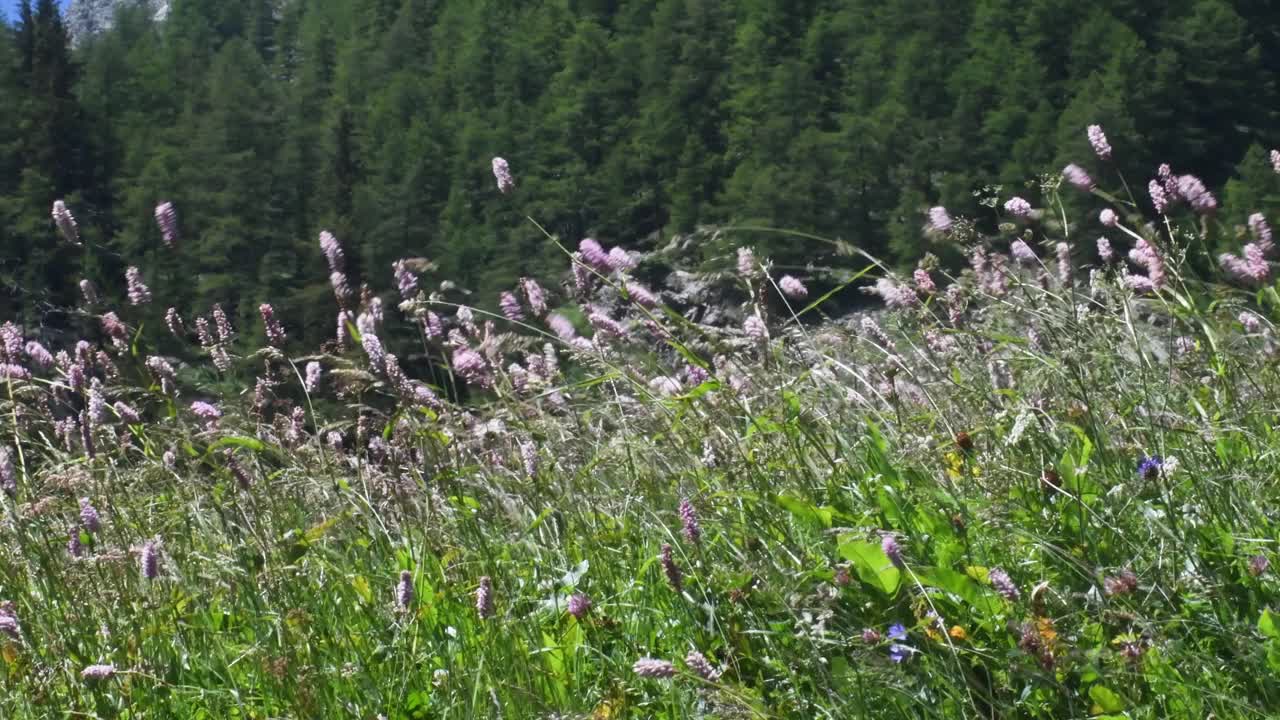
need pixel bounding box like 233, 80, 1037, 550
3, 144, 1280, 718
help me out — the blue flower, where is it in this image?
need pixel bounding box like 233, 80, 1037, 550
888, 643, 915, 663
1137, 455, 1163, 479
888, 623, 908, 641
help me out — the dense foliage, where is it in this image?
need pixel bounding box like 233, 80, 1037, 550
3, 121, 1280, 717
4, 0, 1280, 348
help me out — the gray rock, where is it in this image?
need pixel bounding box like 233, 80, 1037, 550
65, 0, 169, 46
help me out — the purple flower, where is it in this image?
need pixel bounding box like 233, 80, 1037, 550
567, 592, 591, 620
869, 278, 919, 308
304, 361, 322, 393
1249, 213, 1273, 255
625, 282, 659, 308
1063, 164, 1095, 191
913, 269, 936, 294
423, 311, 444, 339
882, 535, 905, 568
361, 332, 386, 372
684, 364, 710, 387
519, 278, 548, 317
87, 379, 107, 424
259, 304, 286, 347
1004, 197, 1032, 218
660, 543, 683, 592
1096, 237, 1114, 263
0, 364, 31, 382
1249, 554, 1270, 577
743, 313, 768, 341
1125, 238, 1167, 292
475, 575, 494, 619
67, 526, 83, 557
778, 275, 808, 299
1273, 149, 1280, 174
212, 305, 233, 343
1148, 180, 1169, 214
140, 539, 160, 579
888, 644, 914, 663
685, 651, 721, 681
1240, 311, 1263, 334
79, 498, 102, 533
190, 401, 221, 421
1010, 240, 1037, 265
1177, 175, 1217, 214
736, 247, 759, 278
491, 157, 515, 194
1137, 455, 1162, 480
24, 341, 52, 370
927, 206, 953, 234
1056, 242, 1072, 286
588, 310, 629, 340
393, 260, 418, 300
164, 308, 185, 339
101, 312, 129, 350
1099, 209, 1118, 227
319, 230, 345, 273
609, 247, 637, 272
0, 608, 19, 639
571, 252, 592, 294
499, 291, 524, 322
451, 347, 493, 389
0, 448, 14, 496
397, 570, 414, 609
679, 499, 701, 545
578, 238, 612, 272
113, 401, 141, 424
860, 316, 893, 349
154, 202, 179, 247
888, 623, 907, 641
0, 323, 20, 361
861, 628, 882, 644
125, 267, 151, 305
79, 279, 98, 306
52, 200, 80, 245
633, 658, 676, 679
519, 441, 538, 477
988, 567, 1019, 600
195, 317, 214, 348
81, 664, 116, 681
1220, 244, 1271, 284
1158, 163, 1179, 198
330, 271, 352, 303
548, 314, 576, 340
1087, 124, 1112, 160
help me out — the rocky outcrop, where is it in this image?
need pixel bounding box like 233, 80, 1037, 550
65, 0, 168, 45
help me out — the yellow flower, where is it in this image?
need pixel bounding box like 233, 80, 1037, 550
949, 625, 968, 641
1036, 617, 1058, 645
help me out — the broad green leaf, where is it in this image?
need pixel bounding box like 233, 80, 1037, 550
917, 567, 999, 610
1088, 685, 1125, 713
1259, 609, 1280, 640
837, 538, 900, 596
774, 494, 834, 528
207, 436, 266, 453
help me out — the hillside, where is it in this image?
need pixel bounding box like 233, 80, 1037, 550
2, 134, 1280, 715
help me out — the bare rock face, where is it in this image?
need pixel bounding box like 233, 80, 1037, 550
65, 0, 169, 45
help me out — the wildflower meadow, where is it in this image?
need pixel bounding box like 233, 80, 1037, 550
4, 129, 1280, 718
